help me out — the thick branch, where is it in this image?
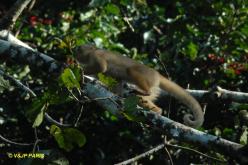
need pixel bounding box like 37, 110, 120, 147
0, 36, 247, 164
0, 30, 33, 49
84, 82, 248, 164
185, 87, 248, 103
0, 0, 33, 30
0, 39, 63, 75
124, 82, 248, 104
160, 88, 248, 103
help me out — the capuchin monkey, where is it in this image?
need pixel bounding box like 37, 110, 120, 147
75, 45, 204, 128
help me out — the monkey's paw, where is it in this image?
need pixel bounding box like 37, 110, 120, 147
150, 107, 162, 115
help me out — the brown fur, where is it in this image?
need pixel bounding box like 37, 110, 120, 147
75, 45, 204, 127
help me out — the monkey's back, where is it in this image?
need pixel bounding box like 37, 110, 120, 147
96, 49, 159, 84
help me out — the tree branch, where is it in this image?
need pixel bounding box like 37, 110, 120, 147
0, 134, 33, 146
0, 29, 34, 49
186, 86, 248, 103
84, 82, 247, 164
0, 39, 63, 76
0, 67, 37, 97
0, 0, 34, 30
0, 65, 72, 128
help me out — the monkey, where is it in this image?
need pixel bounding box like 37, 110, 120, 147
75, 45, 204, 128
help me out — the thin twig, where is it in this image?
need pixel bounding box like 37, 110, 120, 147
15, 0, 36, 37
44, 113, 72, 127
164, 145, 174, 165
0, 68, 72, 127
68, 89, 80, 102
123, 17, 134, 32
32, 128, 41, 153
114, 144, 165, 165
0, 134, 33, 146
114, 140, 227, 165
165, 143, 227, 163
0, 68, 36, 97
0, 0, 33, 30
155, 49, 170, 78
153, 25, 163, 35
74, 104, 84, 127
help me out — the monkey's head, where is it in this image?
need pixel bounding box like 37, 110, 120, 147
75, 44, 97, 62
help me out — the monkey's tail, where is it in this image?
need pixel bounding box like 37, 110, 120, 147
159, 75, 204, 128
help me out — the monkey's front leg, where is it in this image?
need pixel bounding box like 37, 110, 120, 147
139, 97, 162, 114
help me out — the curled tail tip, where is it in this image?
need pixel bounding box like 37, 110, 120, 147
183, 114, 204, 128
159, 75, 204, 128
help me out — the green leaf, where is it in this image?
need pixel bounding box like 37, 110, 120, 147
213, 127, 222, 136
50, 125, 62, 135
0, 75, 10, 92
64, 128, 86, 147
223, 128, 234, 138
241, 25, 248, 36
42, 89, 70, 105
97, 73, 117, 88
240, 127, 248, 145
60, 68, 80, 89
79, 10, 96, 21
224, 68, 236, 79
120, 0, 129, 6
124, 96, 140, 113
105, 4, 120, 15
50, 125, 86, 152
50, 125, 73, 152
123, 96, 145, 122
26, 99, 46, 123
70, 66, 82, 83
58, 40, 68, 49
185, 42, 198, 60
32, 103, 46, 127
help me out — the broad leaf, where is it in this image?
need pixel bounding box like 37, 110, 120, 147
60, 68, 80, 89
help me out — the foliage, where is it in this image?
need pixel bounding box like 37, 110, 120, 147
0, 0, 248, 164
50, 125, 86, 152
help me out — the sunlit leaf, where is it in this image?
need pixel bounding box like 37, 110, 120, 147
26, 99, 45, 123
32, 103, 47, 127
80, 10, 96, 21
60, 68, 80, 89
185, 42, 198, 60
97, 73, 117, 88
240, 128, 248, 145
0, 75, 10, 92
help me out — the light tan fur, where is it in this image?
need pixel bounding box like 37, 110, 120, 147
75, 45, 204, 128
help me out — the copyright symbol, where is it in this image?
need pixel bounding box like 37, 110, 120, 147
7, 153, 13, 158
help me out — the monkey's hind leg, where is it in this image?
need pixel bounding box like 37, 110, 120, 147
139, 97, 162, 114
